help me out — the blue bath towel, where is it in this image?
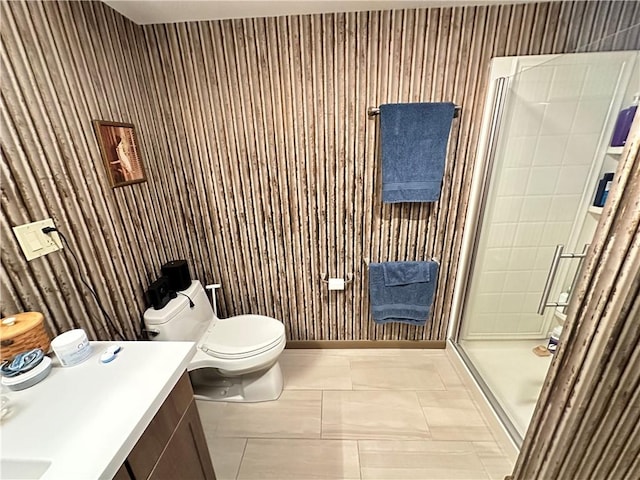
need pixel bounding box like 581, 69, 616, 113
369, 261, 439, 326
380, 102, 455, 203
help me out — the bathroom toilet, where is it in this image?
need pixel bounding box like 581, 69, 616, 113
143, 280, 286, 402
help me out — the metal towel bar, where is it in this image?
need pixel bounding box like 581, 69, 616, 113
367, 105, 461, 118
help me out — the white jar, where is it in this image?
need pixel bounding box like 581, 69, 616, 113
50, 329, 92, 367
547, 326, 563, 354
556, 292, 569, 312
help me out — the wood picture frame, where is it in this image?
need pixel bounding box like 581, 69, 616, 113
92, 120, 147, 188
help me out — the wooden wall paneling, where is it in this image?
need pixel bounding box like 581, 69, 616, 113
2, 1, 639, 342
237, 19, 270, 319
180, 22, 220, 291
190, 21, 241, 316
360, 11, 376, 341
2, 3, 96, 335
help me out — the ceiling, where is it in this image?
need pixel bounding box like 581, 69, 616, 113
102, 0, 532, 25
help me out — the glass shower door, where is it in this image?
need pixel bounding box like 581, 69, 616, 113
455, 51, 638, 442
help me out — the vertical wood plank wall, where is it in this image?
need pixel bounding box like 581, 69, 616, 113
1, 1, 639, 341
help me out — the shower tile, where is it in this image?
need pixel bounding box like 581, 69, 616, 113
499, 293, 526, 314
493, 315, 519, 334
519, 196, 552, 222
557, 165, 590, 195
524, 293, 541, 312
514, 223, 544, 247
571, 99, 610, 134
528, 269, 549, 292
526, 167, 560, 196
581, 64, 619, 97
322, 390, 430, 440
475, 294, 503, 313
517, 315, 547, 335
237, 439, 360, 480
497, 168, 530, 196
533, 135, 567, 166
503, 272, 532, 293
534, 247, 555, 267
541, 222, 572, 246
477, 272, 507, 294
359, 440, 489, 479
509, 102, 545, 137
547, 196, 581, 222
351, 358, 445, 390
503, 136, 537, 167
564, 134, 599, 165
487, 224, 517, 248
216, 390, 321, 438
483, 248, 510, 271
493, 196, 524, 222
548, 64, 587, 101
508, 247, 538, 271
540, 101, 579, 135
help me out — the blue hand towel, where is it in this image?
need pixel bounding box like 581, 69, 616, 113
383, 261, 430, 286
369, 261, 439, 326
380, 102, 455, 203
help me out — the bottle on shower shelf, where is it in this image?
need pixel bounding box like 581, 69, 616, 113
610, 93, 639, 147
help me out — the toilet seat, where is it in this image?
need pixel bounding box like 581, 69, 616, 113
199, 314, 285, 360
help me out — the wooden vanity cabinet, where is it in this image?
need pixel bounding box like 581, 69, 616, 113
117, 372, 216, 480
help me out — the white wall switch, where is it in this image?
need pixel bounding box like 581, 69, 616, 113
12, 218, 62, 261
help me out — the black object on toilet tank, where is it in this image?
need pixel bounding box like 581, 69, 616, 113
146, 276, 176, 310
161, 260, 191, 291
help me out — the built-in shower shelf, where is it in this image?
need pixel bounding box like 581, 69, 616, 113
588, 206, 604, 216
606, 146, 624, 156
554, 310, 567, 322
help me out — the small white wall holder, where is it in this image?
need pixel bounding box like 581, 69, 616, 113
320, 274, 353, 291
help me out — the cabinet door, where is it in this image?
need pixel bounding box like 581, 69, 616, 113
149, 400, 216, 480
127, 373, 194, 479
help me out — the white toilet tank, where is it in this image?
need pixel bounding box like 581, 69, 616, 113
143, 280, 215, 342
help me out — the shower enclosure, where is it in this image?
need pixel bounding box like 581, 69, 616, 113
451, 51, 639, 444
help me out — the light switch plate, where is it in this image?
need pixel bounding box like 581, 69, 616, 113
12, 218, 62, 261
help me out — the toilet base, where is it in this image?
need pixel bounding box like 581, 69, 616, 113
190, 362, 284, 403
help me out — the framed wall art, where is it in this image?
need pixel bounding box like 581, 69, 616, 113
92, 120, 147, 188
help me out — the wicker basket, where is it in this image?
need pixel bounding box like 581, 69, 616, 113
0, 312, 51, 362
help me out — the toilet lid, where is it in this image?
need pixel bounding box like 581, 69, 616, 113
200, 314, 285, 358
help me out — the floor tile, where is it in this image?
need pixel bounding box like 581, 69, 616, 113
473, 441, 515, 480
207, 437, 246, 480
216, 390, 321, 438
323, 390, 430, 440
351, 357, 445, 390
359, 439, 489, 479
196, 399, 228, 432
280, 352, 353, 390
237, 438, 360, 480
432, 356, 467, 390
418, 391, 494, 441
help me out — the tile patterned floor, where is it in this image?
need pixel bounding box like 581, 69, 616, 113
197, 349, 515, 480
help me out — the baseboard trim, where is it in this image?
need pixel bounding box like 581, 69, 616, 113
285, 340, 446, 349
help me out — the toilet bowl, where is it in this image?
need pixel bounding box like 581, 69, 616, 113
143, 280, 286, 402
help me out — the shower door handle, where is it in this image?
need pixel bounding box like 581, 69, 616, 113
537, 244, 589, 315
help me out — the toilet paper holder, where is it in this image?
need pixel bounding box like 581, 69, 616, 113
320, 273, 354, 285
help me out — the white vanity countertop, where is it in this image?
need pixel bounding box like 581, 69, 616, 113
0, 340, 196, 480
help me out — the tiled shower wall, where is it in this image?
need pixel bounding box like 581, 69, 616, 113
464, 52, 637, 339
2, 1, 639, 341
